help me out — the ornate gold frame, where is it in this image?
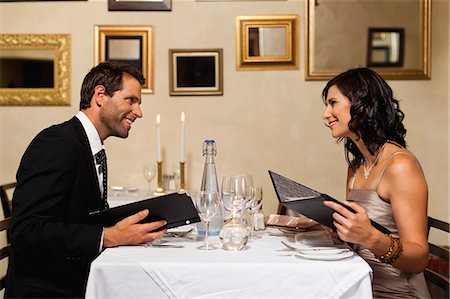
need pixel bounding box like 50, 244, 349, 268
236, 15, 299, 70
305, 0, 431, 80
94, 25, 154, 93
0, 34, 71, 106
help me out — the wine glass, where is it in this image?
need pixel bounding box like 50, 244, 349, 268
230, 174, 253, 222
143, 164, 156, 195
190, 191, 220, 250
247, 187, 263, 239
220, 175, 252, 250
221, 175, 237, 222
221, 175, 252, 223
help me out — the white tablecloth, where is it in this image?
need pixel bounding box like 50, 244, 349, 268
107, 189, 179, 208
85, 229, 373, 299
107, 189, 150, 208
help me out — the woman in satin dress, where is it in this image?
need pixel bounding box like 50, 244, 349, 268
321, 68, 431, 298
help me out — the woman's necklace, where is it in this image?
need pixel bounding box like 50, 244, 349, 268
363, 143, 386, 179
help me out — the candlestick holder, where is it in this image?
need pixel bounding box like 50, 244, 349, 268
154, 161, 165, 195
179, 162, 185, 192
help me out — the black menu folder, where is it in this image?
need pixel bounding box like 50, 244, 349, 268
88, 192, 201, 229
268, 170, 390, 234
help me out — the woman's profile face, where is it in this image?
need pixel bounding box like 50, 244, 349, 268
322, 85, 353, 139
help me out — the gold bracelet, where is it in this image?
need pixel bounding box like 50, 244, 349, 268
375, 234, 395, 262
385, 238, 403, 264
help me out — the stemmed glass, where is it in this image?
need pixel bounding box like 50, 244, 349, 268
231, 174, 253, 222
143, 164, 156, 195
221, 175, 236, 222
247, 187, 263, 239
221, 174, 253, 223
190, 191, 220, 250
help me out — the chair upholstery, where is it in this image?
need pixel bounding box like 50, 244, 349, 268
0, 182, 15, 219
277, 204, 287, 215
277, 204, 301, 217
425, 216, 450, 298
0, 217, 11, 292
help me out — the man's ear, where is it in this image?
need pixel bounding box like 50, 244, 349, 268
93, 85, 107, 107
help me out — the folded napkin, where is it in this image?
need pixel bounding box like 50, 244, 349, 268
265, 214, 319, 230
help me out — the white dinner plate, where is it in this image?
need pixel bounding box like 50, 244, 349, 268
297, 247, 351, 255
167, 225, 194, 233
295, 230, 335, 247
110, 186, 125, 191
295, 250, 354, 261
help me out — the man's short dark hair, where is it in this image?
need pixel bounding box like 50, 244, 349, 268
80, 61, 145, 110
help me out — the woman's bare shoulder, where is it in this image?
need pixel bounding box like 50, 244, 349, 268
381, 149, 427, 200
385, 150, 424, 177
377, 147, 427, 199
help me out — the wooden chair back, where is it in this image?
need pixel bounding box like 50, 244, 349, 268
425, 216, 450, 298
0, 217, 11, 292
277, 204, 287, 215
0, 182, 15, 219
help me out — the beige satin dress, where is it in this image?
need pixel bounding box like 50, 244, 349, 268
348, 152, 431, 299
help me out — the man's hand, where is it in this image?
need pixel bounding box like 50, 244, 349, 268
103, 209, 167, 248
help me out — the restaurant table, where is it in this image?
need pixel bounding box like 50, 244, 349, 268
107, 188, 180, 208
107, 188, 151, 208
85, 228, 373, 299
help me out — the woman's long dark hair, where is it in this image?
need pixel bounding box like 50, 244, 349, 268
321, 68, 407, 170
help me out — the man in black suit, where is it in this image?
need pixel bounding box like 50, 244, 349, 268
5, 61, 167, 298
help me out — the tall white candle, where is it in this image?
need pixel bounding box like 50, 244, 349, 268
180, 112, 185, 162
156, 114, 161, 162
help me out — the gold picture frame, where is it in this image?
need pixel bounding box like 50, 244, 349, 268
0, 34, 71, 106
94, 25, 154, 93
169, 49, 223, 96
305, 0, 431, 80
236, 15, 298, 70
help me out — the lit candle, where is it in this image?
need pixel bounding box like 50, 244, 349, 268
180, 112, 185, 162
156, 114, 161, 162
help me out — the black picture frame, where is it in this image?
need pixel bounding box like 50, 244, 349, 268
108, 0, 171, 11
105, 35, 143, 73
367, 27, 404, 67
169, 49, 223, 96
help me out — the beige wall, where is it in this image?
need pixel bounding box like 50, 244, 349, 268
0, 1, 448, 243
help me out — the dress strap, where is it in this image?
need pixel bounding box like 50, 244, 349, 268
375, 151, 415, 191
350, 171, 357, 190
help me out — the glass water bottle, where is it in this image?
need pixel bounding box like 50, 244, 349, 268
197, 139, 223, 236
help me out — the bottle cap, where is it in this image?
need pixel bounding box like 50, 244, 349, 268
203, 139, 217, 156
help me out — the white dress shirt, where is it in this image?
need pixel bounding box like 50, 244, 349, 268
76, 111, 106, 250
76, 111, 105, 197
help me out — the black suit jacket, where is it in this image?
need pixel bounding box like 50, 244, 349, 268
5, 117, 104, 298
